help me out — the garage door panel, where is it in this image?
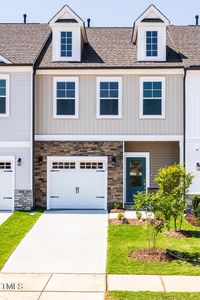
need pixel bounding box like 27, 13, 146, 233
48, 157, 107, 210
0, 160, 14, 211
50, 170, 77, 209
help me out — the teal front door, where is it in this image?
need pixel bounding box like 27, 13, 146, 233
126, 157, 146, 203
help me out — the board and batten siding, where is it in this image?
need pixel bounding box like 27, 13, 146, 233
0, 72, 32, 141
125, 141, 180, 187
186, 71, 200, 194
35, 74, 183, 135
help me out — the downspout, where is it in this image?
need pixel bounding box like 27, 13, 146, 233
183, 68, 186, 165
32, 68, 36, 210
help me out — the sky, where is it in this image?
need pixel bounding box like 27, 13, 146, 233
0, 0, 200, 26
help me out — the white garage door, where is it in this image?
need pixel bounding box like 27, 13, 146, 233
47, 157, 107, 210
0, 159, 14, 211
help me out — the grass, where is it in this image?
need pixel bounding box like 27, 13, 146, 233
106, 292, 200, 300
0, 210, 42, 269
107, 218, 200, 275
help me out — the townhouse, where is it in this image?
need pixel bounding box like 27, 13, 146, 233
0, 4, 199, 211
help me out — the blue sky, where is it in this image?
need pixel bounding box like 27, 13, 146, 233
0, 0, 200, 26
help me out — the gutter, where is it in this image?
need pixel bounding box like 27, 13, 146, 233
183, 68, 186, 165
32, 68, 36, 210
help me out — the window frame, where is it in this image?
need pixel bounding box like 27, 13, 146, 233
60, 31, 72, 58
140, 76, 165, 119
53, 77, 79, 119
146, 30, 158, 57
96, 77, 122, 119
0, 74, 9, 118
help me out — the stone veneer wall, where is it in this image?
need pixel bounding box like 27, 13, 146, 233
35, 141, 123, 209
14, 190, 32, 211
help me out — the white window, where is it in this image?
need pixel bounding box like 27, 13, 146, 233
60, 31, 72, 58
96, 77, 122, 119
53, 77, 79, 119
140, 77, 165, 119
0, 74, 9, 117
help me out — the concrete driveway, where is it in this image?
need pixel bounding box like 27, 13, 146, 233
2, 210, 108, 273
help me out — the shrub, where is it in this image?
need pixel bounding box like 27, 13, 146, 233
113, 202, 120, 210
133, 164, 194, 232
155, 164, 194, 231
118, 212, 124, 220
136, 211, 142, 220
192, 195, 200, 219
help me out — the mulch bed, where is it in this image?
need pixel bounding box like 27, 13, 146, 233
109, 218, 147, 226
129, 248, 173, 262
109, 209, 124, 213
185, 213, 200, 227
163, 230, 192, 238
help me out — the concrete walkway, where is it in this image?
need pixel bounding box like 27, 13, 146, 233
0, 211, 12, 225
0, 273, 200, 299
2, 210, 108, 273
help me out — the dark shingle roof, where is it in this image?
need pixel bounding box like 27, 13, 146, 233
0, 24, 200, 68
0, 24, 50, 65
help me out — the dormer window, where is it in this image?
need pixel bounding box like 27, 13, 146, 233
146, 31, 158, 57
61, 31, 72, 57
132, 5, 170, 62
49, 5, 88, 62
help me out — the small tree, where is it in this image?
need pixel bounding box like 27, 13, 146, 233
155, 164, 194, 231
133, 192, 164, 252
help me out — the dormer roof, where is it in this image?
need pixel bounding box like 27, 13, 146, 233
0, 54, 12, 64
49, 5, 88, 43
132, 4, 170, 44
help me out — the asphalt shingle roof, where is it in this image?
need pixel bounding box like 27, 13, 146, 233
0, 24, 50, 65
0, 24, 200, 68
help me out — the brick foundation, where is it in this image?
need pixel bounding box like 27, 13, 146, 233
35, 141, 123, 209
14, 190, 32, 211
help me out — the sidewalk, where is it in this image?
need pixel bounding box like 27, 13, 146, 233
0, 273, 200, 299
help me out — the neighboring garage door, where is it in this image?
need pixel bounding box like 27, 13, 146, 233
47, 157, 107, 210
0, 158, 14, 211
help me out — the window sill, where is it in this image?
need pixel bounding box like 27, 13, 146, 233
53, 115, 79, 120
96, 115, 122, 120
139, 115, 165, 120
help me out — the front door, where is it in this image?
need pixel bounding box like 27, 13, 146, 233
126, 157, 146, 203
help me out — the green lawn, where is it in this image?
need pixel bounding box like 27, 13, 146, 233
107, 292, 200, 300
0, 210, 42, 269
107, 218, 200, 275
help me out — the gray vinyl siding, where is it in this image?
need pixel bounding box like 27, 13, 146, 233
35, 74, 183, 135
0, 72, 32, 141
125, 141, 180, 187
0, 147, 31, 189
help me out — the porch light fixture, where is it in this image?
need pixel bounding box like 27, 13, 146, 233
112, 156, 117, 166
17, 157, 22, 166
196, 162, 200, 171
38, 156, 43, 164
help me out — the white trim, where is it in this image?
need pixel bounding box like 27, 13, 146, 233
124, 152, 150, 202
123, 141, 125, 208
0, 155, 15, 211
49, 5, 84, 26
47, 156, 108, 210
0, 142, 31, 148
35, 134, 183, 142
96, 77, 122, 119
53, 77, 79, 119
179, 139, 184, 165
0, 66, 33, 72
30, 71, 33, 190
37, 69, 184, 76
0, 55, 12, 64
135, 5, 170, 26
140, 76, 165, 119
0, 74, 10, 118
